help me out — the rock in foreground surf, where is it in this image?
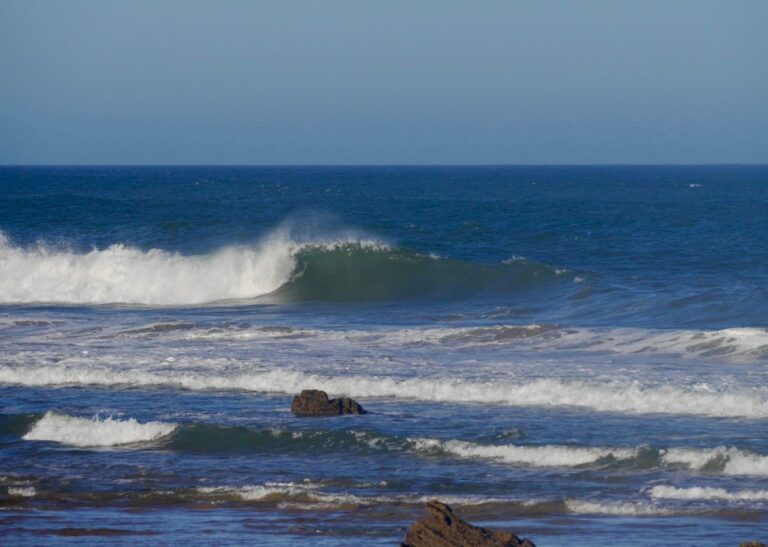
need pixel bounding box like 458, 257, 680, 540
290, 389, 366, 416
401, 500, 535, 547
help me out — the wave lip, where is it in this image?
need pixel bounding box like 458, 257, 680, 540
649, 485, 768, 502
22, 411, 176, 447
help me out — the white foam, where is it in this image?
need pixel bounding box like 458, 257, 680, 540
662, 447, 768, 476
198, 483, 529, 508
168, 323, 768, 361
198, 482, 369, 507
565, 500, 674, 516
22, 411, 176, 447
411, 438, 637, 467
649, 485, 768, 501
7, 486, 36, 497
0, 227, 386, 305
2, 364, 766, 419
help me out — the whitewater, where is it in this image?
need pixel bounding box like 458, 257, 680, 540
0, 228, 392, 305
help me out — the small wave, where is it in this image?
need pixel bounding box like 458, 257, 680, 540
145, 323, 768, 362
7, 486, 36, 497
649, 485, 768, 502
22, 411, 176, 447
411, 439, 768, 475
662, 447, 768, 476
197, 482, 370, 508
427, 325, 768, 360
2, 365, 766, 419
198, 482, 545, 511
565, 500, 674, 516
410, 438, 637, 467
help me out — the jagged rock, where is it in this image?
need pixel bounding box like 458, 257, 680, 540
402, 500, 535, 547
290, 389, 366, 416
739, 543, 766, 547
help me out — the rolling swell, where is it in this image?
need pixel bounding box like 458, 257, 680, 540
0, 228, 567, 305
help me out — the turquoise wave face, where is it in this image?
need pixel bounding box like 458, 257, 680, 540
273, 245, 569, 303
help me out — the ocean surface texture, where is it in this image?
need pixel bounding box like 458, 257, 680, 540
1, 166, 767, 545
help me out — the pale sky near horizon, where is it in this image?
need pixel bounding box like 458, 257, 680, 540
1, 0, 766, 165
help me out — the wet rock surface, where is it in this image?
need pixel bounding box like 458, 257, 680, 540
401, 500, 536, 547
290, 389, 367, 416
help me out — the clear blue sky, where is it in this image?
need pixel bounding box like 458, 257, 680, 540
1, 0, 766, 164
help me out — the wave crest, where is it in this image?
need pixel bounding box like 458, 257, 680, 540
22, 411, 176, 447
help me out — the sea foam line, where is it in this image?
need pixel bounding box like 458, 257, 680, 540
22, 411, 177, 447
1, 365, 767, 420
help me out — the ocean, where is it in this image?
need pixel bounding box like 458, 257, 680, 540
0, 165, 766, 545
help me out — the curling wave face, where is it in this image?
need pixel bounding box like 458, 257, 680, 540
0, 229, 566, 305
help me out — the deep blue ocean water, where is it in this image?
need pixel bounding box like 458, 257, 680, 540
1, 166, 767, 545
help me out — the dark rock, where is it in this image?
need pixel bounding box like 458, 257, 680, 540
402, 500, 535, 547
290, 389, 367, 416
739, 543, 766, 547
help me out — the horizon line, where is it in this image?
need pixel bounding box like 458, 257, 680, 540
2, 162, 768, 168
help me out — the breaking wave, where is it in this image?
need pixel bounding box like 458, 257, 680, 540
22, 411, 177, 447
8, 413, 768, 475
649, 485, 768, 501
0, 227, 565, 305
2, 365, 767, 419
410, 438, 638, 467
564, 500, 674, 516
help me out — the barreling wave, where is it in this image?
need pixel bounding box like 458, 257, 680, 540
22, 411, 176, 447
2, 365, 767, 419
0, 227, 565, 305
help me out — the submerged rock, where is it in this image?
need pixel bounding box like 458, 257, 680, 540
290, 389, 367, 416
401, 500, 535, 547
739, 543, 766, 547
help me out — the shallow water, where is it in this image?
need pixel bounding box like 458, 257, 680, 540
1, 166, 767, 545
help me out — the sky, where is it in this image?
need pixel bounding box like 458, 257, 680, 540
1, 0, 766, 165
